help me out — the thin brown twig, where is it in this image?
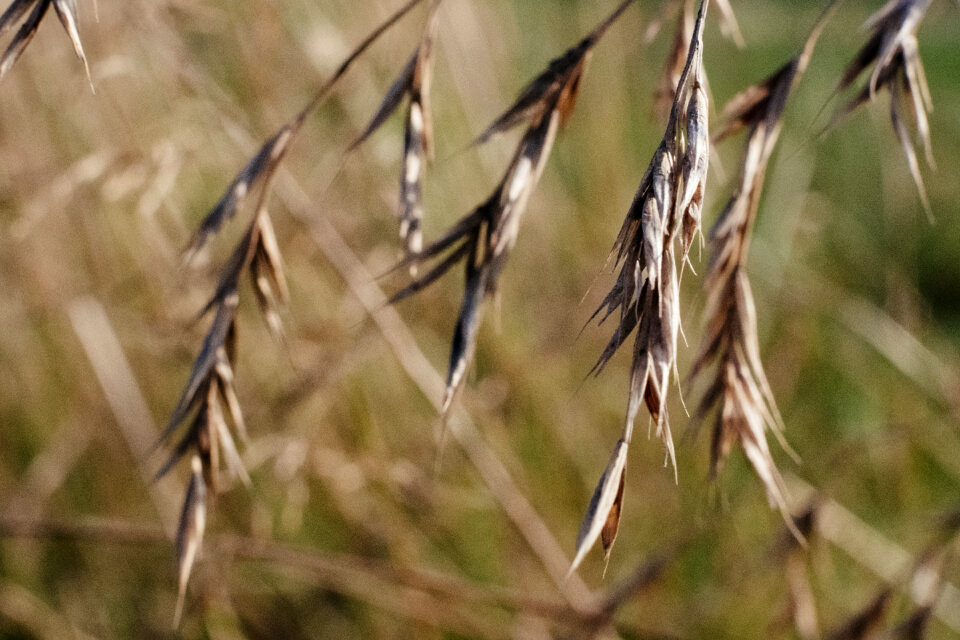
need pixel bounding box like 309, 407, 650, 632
0, 515, 574, 624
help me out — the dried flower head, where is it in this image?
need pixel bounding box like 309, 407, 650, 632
591, 0, 709, 472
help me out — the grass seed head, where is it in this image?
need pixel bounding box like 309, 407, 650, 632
591, 0, 709, 479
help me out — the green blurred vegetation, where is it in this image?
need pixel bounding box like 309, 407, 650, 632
0, 0, 958, 638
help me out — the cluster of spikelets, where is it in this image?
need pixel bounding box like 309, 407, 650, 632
569, 0, 944, 572
155, 0, 947, 620
154, 0, 427, 624
4, 0, 942, 625
571, 0, 710, 574
386, 0, 638, 416
827, 0, 937, 217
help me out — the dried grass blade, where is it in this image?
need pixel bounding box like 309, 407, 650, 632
826, 589, 892, 640
713, 0, 744, 47
786, 551, 820, 640
569, 439, 628, 575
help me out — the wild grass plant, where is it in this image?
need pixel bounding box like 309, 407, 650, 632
0, 0, 959, 638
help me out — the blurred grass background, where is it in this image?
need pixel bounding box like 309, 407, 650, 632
0, 0, 958, 638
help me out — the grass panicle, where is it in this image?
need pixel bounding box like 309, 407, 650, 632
573, 0, 710, 575
391, 0, 637, 416
689, 2, 840, 540
3, 0, 954, 634
590, 0, 709, 466
160, 1, 427, 624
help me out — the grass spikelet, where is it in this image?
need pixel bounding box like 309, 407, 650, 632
569, 439, 628, 576
349, 1, 442, 263
0, 0, 90, 85
690, 2, 837, 538
173, 455, 207, 629
160, 3, 428, 622
392, 0, 636, 416
826, 0, 934, 217
470, 0, 635, 147
182, 125, 295, 267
